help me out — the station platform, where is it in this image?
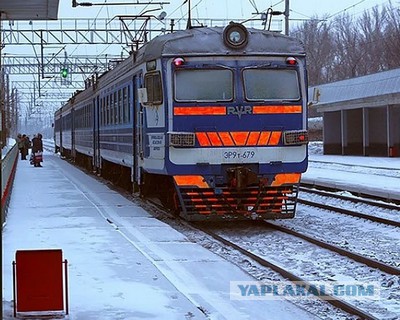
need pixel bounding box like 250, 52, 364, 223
304, 153, 400, 202
2, 152, 318, 320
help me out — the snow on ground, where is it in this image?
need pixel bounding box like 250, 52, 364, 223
2, 150, 320, 320
204, 222, 400, 319
2, 140, 399, 319
306, 142, 400, 202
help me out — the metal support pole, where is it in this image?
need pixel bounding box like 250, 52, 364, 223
40, 30, 45, 79
1, 11, 4, 320
64, 259, 69, 315
284, 0, 289, 35
12, 261, 16, 317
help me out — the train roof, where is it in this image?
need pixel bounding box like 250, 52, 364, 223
137, 25, 305, 61
56, 25, 306, 110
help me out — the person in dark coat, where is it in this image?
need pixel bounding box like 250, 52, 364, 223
17, 134, 28, 160
31, 133, 43, 167
17, 134, 23, 159
24, 135, 31, 159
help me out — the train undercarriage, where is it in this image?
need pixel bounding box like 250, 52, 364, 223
60, 149, 300, 221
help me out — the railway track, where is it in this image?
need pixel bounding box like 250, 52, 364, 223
144, 198, 397, 319
194, 223, 384, 320
60, 148, 399, 319
299, 183, 400, 227
263, 221, 400, 275
300, 183, 400, 209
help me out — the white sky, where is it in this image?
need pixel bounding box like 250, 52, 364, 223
2, 0, 393, 129
58, 0, 392, 23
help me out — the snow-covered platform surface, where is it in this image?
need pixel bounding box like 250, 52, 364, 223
3, 153, 320, 320
304, 153, 400, 202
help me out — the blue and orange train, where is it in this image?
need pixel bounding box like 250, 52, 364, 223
54, 22, 309, 220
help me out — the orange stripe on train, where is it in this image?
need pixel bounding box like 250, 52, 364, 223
174, 173, 300, 188
271, 173, 301, 186
196, 131, 282, 146
253, 105, 302, 114
174, 106, 226, 115
207, 132, 223, 146
195, 132, 211, 146
174, 176, 210, 188
174, 105, 302, 115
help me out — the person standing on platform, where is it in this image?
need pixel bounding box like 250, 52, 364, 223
31, 133, 43, 167
24, 135, 32, 159
16, 133, 22, 155
17, 134, 28, 160
17, 134, 26, 160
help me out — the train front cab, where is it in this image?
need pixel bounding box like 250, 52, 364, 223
160, 26, 308, 221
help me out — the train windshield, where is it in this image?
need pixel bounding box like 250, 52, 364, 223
175, 69, 233, 101
243, 69, 300, 101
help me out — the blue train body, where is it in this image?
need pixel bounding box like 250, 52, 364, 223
54, 23, 309, 220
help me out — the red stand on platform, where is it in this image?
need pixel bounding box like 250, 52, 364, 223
12, 249, 69, 317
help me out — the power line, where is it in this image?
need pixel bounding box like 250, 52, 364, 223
327, 0, 368, 19
248, 0, 258, 12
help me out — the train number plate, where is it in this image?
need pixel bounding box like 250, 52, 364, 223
223, 150, 256, 159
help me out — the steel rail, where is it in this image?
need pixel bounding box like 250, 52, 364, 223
194, 223, 380, 320
263, 221, 400, 275
298, 198, 400, 228
300, 184, 400, 210
300, 182, 400, 206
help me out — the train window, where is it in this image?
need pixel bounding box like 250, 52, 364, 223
144, 72, 163, 105
127, 86, 131, 122
175, 69, 233, 101
101, 98, 104, 126
123, 87, 128, 123
243, 69, 300, 101
104, 97, 107, 125
106, 95, 110, 126
111, 94, 115, 125
114, 91, 118, 124
112, 96, 114, 124
118, 89, 123, 123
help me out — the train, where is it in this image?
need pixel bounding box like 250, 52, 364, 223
54, 22, 309, 221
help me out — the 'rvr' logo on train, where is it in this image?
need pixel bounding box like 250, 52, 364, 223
227, 106, 253, 119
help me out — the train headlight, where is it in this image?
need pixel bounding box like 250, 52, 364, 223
223, 22, 248, 49
284, 130, 309, 145
169, 132, 195, 147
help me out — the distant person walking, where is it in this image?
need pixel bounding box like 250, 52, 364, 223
17, 134, 29, 160
16, 134, 23, 158
24, 135, 32, 158
31, 133, 43, 167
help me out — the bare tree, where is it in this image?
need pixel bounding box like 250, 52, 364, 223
357, 6, 386, 74
290, 17, 335, 86
382, 1, 400, 69
290, 1, 400, 86
331, 14, 362, 80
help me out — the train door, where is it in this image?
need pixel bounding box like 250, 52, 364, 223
133, 73, 144, 188
93, 96, 101, 170
71, 108, 75, 159
59, 114, 63, 154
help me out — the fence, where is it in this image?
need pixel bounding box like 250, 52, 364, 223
1, 140, 19, 226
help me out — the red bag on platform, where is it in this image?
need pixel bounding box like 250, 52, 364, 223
34, 151, 43, 162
